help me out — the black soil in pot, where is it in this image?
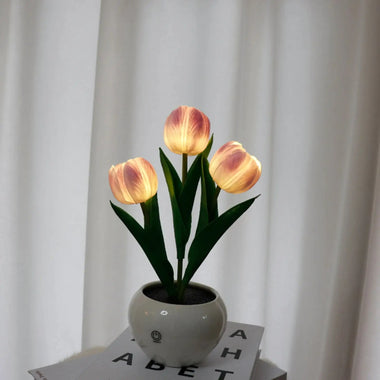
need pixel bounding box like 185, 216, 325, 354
143, 283, 216, 305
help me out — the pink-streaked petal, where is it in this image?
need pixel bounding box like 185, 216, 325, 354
164, 105, 210, 155
122, 158, 158, 204
109, 164, 133, 204
123, 161, 144, 203
129, 158, 158, 203
164, 106, 187, 154
185, 108, 210, 155
139, 158, 158, 199
223, 155, 261, 193
209, 142, 243, 179
166, 106, 186, 128
109, 165, 124, 203
108, 158, 158, 204
209, 141, 261, 194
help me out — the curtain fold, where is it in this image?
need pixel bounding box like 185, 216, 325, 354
0, 1, 101, 379
352, 148, 380, 379
1, 1, 379, 380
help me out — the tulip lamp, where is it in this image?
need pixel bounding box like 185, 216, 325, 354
108, 105, 261, 367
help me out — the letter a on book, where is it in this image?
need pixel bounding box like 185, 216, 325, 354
229, 329, 247, 339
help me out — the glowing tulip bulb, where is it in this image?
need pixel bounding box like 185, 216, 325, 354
109, 158, 158, 204
164, 105, 210, 155
209, 141, 262, 194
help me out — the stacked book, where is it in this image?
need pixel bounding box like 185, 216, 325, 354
29, 321, 286, 380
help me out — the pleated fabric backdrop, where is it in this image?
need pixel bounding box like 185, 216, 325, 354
1, 1, 379, 379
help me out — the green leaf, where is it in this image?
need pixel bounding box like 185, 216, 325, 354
204, 164, 218, 222
159, 149, 187, 259
178, 153, 202, 230
203, 134, 214, 158
158, 137, 215, 261
195, 155, 218, 235
142, 195, 165, 247
195, 157, 211, 235
179, 136, 213, 215
110, 200, 175, 297
159, 148, 182, 199
182, 195, 260, 288
110, 201, 145, 246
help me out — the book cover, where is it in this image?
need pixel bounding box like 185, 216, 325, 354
253, 359, 287, 380
28, 321, 285, 380
77, 321, 263, 379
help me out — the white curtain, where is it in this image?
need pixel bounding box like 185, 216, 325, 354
1, 1, 379, 379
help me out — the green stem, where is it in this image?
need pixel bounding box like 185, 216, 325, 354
182, 153, 188, 183
209, 186, 221, 218
178, 280, 186, 302
177, 258, 183, 290
140, 202, 150, 229
178, 153, 188, 303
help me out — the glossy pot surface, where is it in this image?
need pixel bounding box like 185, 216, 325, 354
128, 281, 227, 367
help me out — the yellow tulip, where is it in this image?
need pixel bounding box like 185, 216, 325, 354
209, 141, 262, 194
108, 158, 158, 204
164, 105, 210, 155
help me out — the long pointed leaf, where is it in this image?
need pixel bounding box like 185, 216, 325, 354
179, 135, 213, 224
203, 134, 214, 159
159, 148, 182, 199
195, 155, 218, 235
178, 153, 202, 228
182, 195, 260, 288
110, 201, 175, 296
110, 201, 146, 247
159, 149, 187, 259
195, 157, 211, 235
143, 195, 166, 251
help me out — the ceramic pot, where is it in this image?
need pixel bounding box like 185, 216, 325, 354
128, 281, 227, 367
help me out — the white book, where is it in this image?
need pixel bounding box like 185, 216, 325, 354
253, 359, 287, 380
29, 321, 286, 380
28, 353, 100, 380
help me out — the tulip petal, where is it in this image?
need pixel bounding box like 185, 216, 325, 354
164, 106, 185, 154
109, 158, 158, 204
116, 163, 135, 204
109, 164, 133, 204
185, 108, 210, 155
124, 158, 158, 204
108, 165, 126, 204
164, 105, 210, 155
209, 141, 261, 194
123, 162, 144, 203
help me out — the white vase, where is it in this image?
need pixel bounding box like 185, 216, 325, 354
128, 281, 227, 367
